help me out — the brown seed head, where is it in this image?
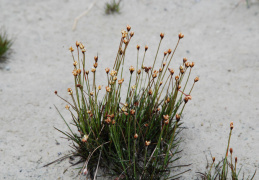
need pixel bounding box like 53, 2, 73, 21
163, 62, 166, 67
235, 157, 237, 163
79, 43, 84, 49
77, 69, 81, 74
230, 121, 234, 130
73, 61, 78, 66
163, 114, 169, 120
187, 95, 192, 100
126, 25, 131, 31
159, 68, 162, 72
93, 62, 98, 68
190, 62, 195, 68
82, 48, 86, 53
94, 56, 98, 62
67, 88, 73, 95
130, 109, 135, 115
176, 114, 181, 122
177, 85, 181, 90
194, 77, 199, 82
164, 51, 168, 56
105, 117, 111, 124
81, 135, 89, 143
212, 157, 215, 162
178, 32, 184, 39
118, 78, 124, 84
110, 70, 117, 76
230, 148, 233, 154
113, 76, 117, 81
183, 57, 187, 63
90, 91, 94, 96
72, 69, 77, 76
137, 69, 141, 74
69, 46, 74, 52
164, 119, 169, 125
87, 110, 91, 114
136, 45, 140, 50
145, 45, 148, 51
105, 67, 110, 74
129, 66, 135, 74
168, 49, 172, 54
180, 69, 185, 74
130, 31, 134, 37
65, 105, 70, 110
152, 73, 157, 78
145, 141, 151, 146
168, 68, 174, 75
98, 85, 102, 90
175, 75, 179, 81
159, 81, 163, 86
160, 33, 164, 39
184, 96, 189, 103
106, 86, 111, 92
148, 89, 153, 95
123, 39, 128, 45
185, 62, 190, 68
76, 41, 80, 47
85, 70, 89, 75
91, 67, 96, 73
134, 133, 138, 139
76, 84, 81, 88
54, 90, 58, 94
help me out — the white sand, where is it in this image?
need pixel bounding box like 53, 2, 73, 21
0, 0, 258, 179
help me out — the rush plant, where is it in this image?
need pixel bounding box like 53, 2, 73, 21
198, 122, 256, 180
0, 29, 12, 60
52, 25, 198, 179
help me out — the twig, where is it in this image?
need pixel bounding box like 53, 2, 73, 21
72, 0, 97, 31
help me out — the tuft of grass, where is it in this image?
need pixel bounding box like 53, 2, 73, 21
51, 25, 198, 179
197, 122, 256, 180
0, 29, 12, 60
105, 0, 121, 14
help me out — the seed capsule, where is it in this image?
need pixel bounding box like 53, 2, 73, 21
76, 41, 80, 47
130, 109, 135, 115
145, 45, 148, 51
212, 157, 215, 162
81, 135, 89, 142
145, 141, 151, 146
129, 66, 135, 74
148, 89, 153, 95
183, 57, 187, 63
106, 86, 111, 92
160, 33, 164, 39
90, 91, 94, 96
54, 91, 58, 94
126, 25, 131, 31
164, 51, 167, 56
69, 46, 74, 52
178, 32, 184, 39
136, 45, 140, 50
163, 114, 169, 120
190, 62, 195, 68
91, 67, 96, 72
230, 122, 234, 130
176, 114, 181, 122
65, 105, 70, 110
94, 56, 98, 62
130, 31, 134, 37
168, 49, 172, 54
194, 77, 199, 82
134, 134, 138, 139
175, 75, 179, 80
184, 96, 189, 103
105, 68, 110, 74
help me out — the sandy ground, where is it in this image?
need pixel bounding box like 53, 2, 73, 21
0, 0, 259, 179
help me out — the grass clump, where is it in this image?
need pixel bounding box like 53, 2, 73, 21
0, 29, 12, 60
198, 122, 256, 180
105, 0, 121, 14
53, 25, 198, 179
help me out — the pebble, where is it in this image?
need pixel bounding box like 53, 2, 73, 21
58, 152, 62, 156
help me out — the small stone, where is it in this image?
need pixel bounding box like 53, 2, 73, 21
58, 152, 62, 156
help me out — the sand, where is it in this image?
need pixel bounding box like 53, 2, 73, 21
0, 0, 259, 179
